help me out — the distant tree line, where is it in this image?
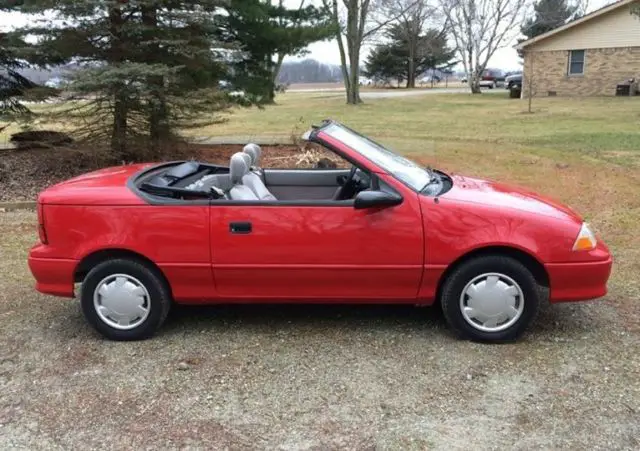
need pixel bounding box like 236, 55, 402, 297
277, 59, 343, 84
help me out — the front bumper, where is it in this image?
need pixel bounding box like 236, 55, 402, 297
545, 257, 613, 303
28, 245, 77, 298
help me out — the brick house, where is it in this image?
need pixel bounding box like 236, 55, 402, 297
517, 0, 640, 97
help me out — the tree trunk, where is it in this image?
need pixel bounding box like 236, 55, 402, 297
469, 63, 481, 94
346, 2, 360, 104
469, 77, 481, 94
348, 43, 362, 104
337, 36, 351, 103
111, 91, 128, 158
407, 43, 415, 89
141, 5, 166, 155
331, 0, 364, 105
332, 0, 352, 103
108, 6, 127, 157
266, 53, 285, 104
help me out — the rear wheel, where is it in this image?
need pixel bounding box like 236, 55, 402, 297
81, 259, 171, 341
440, 255, 541, 342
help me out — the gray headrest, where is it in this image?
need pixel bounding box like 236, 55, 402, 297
230, 153, 249, 184
243, 143, 262, 166
239, 152, 252, 167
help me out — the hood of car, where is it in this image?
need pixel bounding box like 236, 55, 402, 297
442, 175, 583, 222
38, 164, 151, 205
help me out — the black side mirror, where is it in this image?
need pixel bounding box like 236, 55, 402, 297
354, 190, 403, 210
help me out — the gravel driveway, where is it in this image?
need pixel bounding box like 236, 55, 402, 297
1, 210, 638, 450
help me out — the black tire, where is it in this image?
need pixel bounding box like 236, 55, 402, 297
440, 255, 541, 342
81, 259, 172, 341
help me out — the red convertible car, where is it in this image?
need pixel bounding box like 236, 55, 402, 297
28, 121, 612, 342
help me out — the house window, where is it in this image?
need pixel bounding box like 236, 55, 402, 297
568, 50, 585, 75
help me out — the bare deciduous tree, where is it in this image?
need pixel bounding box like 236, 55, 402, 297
325, 0, 407, 104
440, 0, 528, 93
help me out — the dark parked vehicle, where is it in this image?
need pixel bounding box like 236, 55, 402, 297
505, 73, 523, 98
505, 73, 522, 90
479, 69, 506, 89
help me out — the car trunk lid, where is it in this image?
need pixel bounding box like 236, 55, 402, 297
38, 164, 151, 205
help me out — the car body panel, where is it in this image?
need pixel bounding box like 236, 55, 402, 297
546, 257, 613, 302
28, 255, 76, 297
415, 194, 610, 303
27, 121, 613, 310
209, 195, 424, 300
443, 175, 582, 222
29, 204, 214, 301
38, 164, 150, 206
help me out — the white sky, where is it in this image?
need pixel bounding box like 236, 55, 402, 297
0, 0, 615, 73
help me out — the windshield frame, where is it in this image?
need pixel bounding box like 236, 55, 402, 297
312, 121, 433, 193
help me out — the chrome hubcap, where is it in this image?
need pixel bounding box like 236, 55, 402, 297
93, 274, 150, 330
459, 273, 524, 333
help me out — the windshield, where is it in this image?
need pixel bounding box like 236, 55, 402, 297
320, 123, 431, 191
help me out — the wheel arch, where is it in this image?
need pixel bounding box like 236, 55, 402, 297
436, 245, 550, 303
74, 249, 171, 294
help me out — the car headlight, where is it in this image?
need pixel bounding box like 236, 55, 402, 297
573, 223, 597, 251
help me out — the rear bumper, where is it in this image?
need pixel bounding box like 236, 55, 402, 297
28, 250, 77, 298
545, 257, 613, 303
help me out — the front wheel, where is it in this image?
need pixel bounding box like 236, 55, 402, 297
81, 259, 172, 341
440, 256, 542, 342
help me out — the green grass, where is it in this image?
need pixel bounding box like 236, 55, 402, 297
191, 93, 638, 147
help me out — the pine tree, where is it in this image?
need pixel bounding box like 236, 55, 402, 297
521, 0, 580, 40
218, 0, 334, 103
0, 32, 37, 123
365, 25, 455, 88
364, 45, 404, 86
6, 0, 231, 159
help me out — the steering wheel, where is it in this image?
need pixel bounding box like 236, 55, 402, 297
333, 166, 360, 201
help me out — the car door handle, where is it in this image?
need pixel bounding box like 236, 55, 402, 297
229, 222, 252, 234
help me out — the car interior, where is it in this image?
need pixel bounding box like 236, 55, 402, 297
137, 143, 375, 203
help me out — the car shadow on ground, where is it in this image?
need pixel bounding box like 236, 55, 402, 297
45, 296, 612, 342
164, 303, 447, 333
157, 301, 609, 341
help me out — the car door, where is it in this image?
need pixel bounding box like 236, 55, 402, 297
209, 175, 424, 301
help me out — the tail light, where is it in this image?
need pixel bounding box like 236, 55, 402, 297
37, 202, 48, 244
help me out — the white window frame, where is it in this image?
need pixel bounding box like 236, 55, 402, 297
568, 50, 585, 76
